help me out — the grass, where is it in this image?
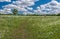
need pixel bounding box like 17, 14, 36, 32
0, 16, 60, 39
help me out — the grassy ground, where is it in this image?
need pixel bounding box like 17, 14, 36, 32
0, 16, 60, 39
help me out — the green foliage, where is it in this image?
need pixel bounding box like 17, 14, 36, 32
12, 9, 18, 15
57, 13, 60, 16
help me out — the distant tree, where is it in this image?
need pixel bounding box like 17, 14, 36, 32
57, 13, 60, 16
13, 9, 18, 15
0, 13, 1, 15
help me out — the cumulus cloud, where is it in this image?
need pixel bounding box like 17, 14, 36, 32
34, 0, 60, 14
1, 0, 60, 14
0, 0, 11, 2
0, 8, 12, 14
0, 0, 39, 14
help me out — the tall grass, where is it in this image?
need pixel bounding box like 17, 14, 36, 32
0, 16, 60, 39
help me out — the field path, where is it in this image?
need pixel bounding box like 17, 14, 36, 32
11, 17, 30, 39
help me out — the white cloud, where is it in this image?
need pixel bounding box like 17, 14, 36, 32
2, 0, 60, 14
0, 0, 39, 14
0, 0, 11, 2
34, 0, 60, 14
0, 8, 12, 14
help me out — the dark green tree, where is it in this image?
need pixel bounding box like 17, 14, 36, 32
13, 9, 18, 15
57, 13, 60, 16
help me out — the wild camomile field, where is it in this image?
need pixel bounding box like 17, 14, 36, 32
0, 15, 60, 39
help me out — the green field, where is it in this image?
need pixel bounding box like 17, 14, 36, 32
0, 16, 60, 39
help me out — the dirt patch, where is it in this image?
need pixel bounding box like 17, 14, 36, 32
11, 18, 30, 39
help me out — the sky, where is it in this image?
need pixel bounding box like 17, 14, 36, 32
0, 0, 60, 14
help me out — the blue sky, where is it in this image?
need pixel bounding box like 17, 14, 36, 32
32, 0, 51, 9
0, 0, 16, 9
0, 0, 51, 9
0, 0, 60, 9
0, 0, 60, 14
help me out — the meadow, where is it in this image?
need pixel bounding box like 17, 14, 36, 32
0, 15, 60, 39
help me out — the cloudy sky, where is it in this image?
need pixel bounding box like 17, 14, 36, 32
0, 0, 60, 14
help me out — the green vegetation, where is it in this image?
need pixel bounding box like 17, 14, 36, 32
0, 16, 60, 39
57, 13, 60, 16
12, 9, 18, 15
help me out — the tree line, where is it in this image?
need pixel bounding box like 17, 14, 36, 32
0, 9, 60, 16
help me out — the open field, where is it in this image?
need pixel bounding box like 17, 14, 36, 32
0, 16, 60, 39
